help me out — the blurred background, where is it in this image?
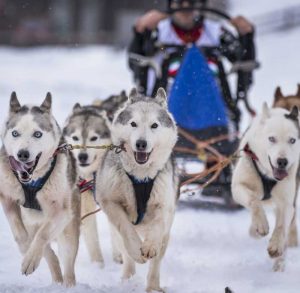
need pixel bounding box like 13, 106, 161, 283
0, 0, 299, 127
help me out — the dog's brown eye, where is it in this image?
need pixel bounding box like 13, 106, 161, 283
268, 136, 276, 143
151, 123, 158, 129
12, 130, 20, 137
33, 131, 43, 138
90, 136, 98, 142
289, 138, 296, 144
131, 121, 137, 127
72, 136, 79, 141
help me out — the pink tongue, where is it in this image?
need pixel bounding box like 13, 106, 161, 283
8, 156, 34, 172
273, 169, 288, 180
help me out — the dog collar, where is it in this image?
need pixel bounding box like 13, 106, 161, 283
13, 156, 57, 211
126, 173, 156, 225
243, 143, 277, 200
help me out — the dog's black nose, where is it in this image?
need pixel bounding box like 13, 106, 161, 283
17, 149, 30, 162
78, 153, 88, 164
136, 139, 147, 151
277, 158, 288, 169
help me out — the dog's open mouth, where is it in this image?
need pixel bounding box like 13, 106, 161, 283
9, 153, 42, 183
269, 157, 288, 181
134, 151, 151, 165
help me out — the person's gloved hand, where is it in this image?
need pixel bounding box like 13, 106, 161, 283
230, 16, 254, 35
135, 10, 168, 33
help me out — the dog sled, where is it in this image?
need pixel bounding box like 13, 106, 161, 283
129, 6, 259, 210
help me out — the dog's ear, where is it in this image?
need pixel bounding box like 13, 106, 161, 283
155, 87, 167, 107
73, 103, 82, 112
296, 84, 300, 98
120, 90, 127, 98
285, 105, 299, 121
261, 102, 270, 120
128, 88, 140, 104
9, 91, 21, 113
100, 110, 112, 131
274, 86, 283, 102
40, 92, 52, 113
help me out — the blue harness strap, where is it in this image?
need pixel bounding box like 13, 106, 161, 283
14, 156, 57, 211
126, 173, 155, 225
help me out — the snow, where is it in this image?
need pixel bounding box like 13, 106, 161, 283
1, 0, 300, 292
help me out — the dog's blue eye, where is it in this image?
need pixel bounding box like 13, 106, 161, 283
268, 136, 276, 143
131, 122, 137, 127
12, 130, 19, 137
72, 136, 79, 141
289, 138, 296, 144
33, 131, 43, 138
151, 123, 158, 129
90, 136, 98, 142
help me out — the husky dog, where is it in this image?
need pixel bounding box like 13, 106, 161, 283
96, 88, 178, 292
0, 93, 80, 286
232, 103, 300, 272
273, 84, 300, 111
273, 84, 300, 247
63, 103, 121, 266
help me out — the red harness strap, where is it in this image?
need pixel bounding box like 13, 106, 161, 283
243, 143, 258, 161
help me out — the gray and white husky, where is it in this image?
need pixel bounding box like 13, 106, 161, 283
232, 103, 300, 272
0, 93, 80, 286
96, 88, 178, 292
63, 103, 121, 267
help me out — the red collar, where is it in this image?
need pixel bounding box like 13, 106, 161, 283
172, 22, 203, 43
243, 143, 258, 161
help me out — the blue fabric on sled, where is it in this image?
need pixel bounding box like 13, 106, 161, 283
168, 45, 228, 130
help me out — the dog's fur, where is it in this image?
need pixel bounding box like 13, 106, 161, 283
63, 103, 122, 266
96, 88, 178, 292
273, 84, 300, 111
273, 84, 300, 247
232, 103, 300, 272
0, 93, 80, 286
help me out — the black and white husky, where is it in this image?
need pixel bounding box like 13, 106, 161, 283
232, 103, 300, 272
96, 88, 178, 292
0, 93, 80, 286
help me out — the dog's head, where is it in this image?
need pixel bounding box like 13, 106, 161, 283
111, 87, 177, 167
273, 84, 300, 111
63, 104, 111, 175
250, 103, 300, 181
2, 92, 61, 182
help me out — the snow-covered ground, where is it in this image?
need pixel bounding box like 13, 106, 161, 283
0, 1, 300, 292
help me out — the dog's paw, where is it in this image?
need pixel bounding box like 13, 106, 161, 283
63, 274, 76, 287
113, 252, 123, 264
268, 236, 285, 258
249, 209, 269, 238
21, 249, 43, 275
141, 241, 159, 259
124, 237, 147, 264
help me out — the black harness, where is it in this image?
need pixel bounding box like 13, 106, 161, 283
13, 156, 57, 211
244, 144, 278, 200
126, 173, 155, 225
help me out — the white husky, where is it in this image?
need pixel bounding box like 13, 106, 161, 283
0, 93, 80, 286
232, 103, 300, 271
96, 88, 178, 292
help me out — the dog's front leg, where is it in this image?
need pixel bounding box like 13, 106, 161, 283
232, 184, 269, 238
21, 207, 70, 276
268, 202, 294, 272
0, 197, 29, 254
143, 207, 170, 292
102, 199, 146, 264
